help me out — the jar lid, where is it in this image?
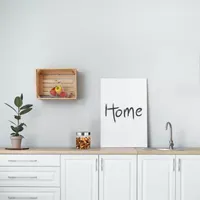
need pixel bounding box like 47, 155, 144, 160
76, 131, 91, 136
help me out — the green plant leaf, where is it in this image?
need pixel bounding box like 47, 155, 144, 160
11, 125, 24, 133
14, 96, 23, 108
20, 104, 33, 110
20, 94, 23, 100
12, 133, 20, 137
4, 103, 17, 114
19, 123, 27, 128
8, 120, 16, 125
11, 132, 18, 136
11, 132, 20, 136
17, 126, 24, 132
20, 108, 32, 115
11, 126, 18, 133
14, 115, 21, 120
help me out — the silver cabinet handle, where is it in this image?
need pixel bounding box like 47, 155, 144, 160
8, 160, 37, 163
8, 197, 38, 199
101, 158, 103, 171
178, 159, 181, 172
173, 158, 175, 171
95, 158, 98, 171
8, 176, 37, 179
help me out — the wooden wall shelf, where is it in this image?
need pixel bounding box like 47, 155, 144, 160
36, 68, 77, 100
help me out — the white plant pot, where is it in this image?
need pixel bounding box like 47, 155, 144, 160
10, 136, 23, 148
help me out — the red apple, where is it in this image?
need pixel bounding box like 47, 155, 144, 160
59, 91, 67, 98
50, 87, 57, 96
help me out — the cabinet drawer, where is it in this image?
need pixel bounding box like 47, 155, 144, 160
0, 167, 60, 187
0, 155, 60, 166
0, 187, 60, 200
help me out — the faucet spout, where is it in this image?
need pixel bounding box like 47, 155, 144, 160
166, 122, 174, 149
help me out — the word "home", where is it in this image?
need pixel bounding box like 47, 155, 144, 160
105, 103, 143, 123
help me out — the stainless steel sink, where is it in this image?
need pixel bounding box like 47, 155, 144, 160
140, 147, 184, 151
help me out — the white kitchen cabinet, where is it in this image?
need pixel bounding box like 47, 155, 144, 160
0, 155, 60, 167
3, 151, 200, 200
138, 155, 175, 200
0, 187, 60, 200
0, 154, 60, 200
61, 155, 98, 200
176, 155, 200, 200
0, 167, 60, 187
99, 155, 137, 200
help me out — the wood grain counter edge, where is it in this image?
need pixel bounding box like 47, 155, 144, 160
1, 147, 200, 155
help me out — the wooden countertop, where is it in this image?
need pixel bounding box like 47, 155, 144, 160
136, 148, 200, 155
0, 148, 137, 155
1, 147, 200, 155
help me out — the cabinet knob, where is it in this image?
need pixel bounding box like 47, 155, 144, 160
173, 159, 175, 171
178, 159, 181, 172
8, 176, 38, 179
8, 197, 38, 199
96, 158, 98, 171
8, 160, 37, 163
101, 158, 104, 171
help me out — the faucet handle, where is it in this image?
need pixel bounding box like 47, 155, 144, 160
169, 140, 174, 149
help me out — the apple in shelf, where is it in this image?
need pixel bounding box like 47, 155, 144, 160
50, 85, 68, 98
50, 87, 57, 96
60, 91, 67, 97
55, 85, 62, 94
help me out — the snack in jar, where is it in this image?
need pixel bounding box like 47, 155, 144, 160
76, 131, 91, 149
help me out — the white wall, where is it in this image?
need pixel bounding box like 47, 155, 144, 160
0, 0, 200, 148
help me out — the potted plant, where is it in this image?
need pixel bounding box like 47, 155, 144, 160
5, 94, 33, 149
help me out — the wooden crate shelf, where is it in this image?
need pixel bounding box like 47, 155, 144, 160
36, 68, 77, 100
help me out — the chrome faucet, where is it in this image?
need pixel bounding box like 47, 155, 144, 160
166, 122, 174, 149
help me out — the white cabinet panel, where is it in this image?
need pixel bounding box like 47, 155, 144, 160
61, 155, 98, 200
0, 155, 60, 166
176, 155, 200, 200
0, 187, 60, 200
138, 155, 175, 200
0, 167, 60, 187
99, 155, 136, 200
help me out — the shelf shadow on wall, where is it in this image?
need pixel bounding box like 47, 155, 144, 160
77, 71, 85, 100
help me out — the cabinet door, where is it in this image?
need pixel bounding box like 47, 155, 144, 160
99, 155, 136, 200
0, 187, 60, 200
138, 155, 175, 200
0, 155, 60, 167
0, 167, 60, 187
61, 155, 98, 200
176, 155, 200, 200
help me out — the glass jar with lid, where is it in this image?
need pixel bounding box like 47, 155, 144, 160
76, 131, 91, 149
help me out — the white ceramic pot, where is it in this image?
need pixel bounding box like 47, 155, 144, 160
10, 136, 23, 148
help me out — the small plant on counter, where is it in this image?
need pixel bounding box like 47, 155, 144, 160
5, 94, 33, 148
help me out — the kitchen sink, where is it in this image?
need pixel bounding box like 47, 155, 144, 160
140, 147, 185, 151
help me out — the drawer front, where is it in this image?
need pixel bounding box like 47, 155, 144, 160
0, 155, 60, 167
0, 167, 60, 187
0, 187, 60, 200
